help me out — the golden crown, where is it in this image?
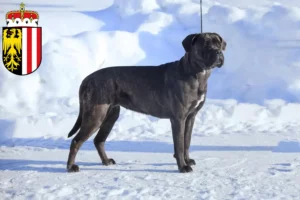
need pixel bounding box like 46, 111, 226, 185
6, 2, 39, 25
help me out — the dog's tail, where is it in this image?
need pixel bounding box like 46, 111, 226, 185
67, 104, 82, 138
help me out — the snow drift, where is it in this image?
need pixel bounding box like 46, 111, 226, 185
1, 99, 300, 140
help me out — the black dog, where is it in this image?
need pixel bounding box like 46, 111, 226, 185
67, 32, 226, 173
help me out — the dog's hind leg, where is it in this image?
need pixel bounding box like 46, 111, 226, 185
67, 104, 110, 172
94, 106, 120, 166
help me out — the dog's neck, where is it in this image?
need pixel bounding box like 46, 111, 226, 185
179, 53, 207, 75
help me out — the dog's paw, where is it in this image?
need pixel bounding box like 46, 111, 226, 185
102, 158, 116, 166
67, 164, 80, 172
180, 165, 193, 173
186, 159, 196, 166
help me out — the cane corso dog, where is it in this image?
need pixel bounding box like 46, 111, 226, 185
66, 32, 226, 173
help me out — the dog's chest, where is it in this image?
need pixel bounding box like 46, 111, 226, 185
197, 70, 210, 90
194, 93, 205, 108
190, 70, 209, 110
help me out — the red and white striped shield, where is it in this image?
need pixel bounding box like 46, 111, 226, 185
2, 27, 42, 76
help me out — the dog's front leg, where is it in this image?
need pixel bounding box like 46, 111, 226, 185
173, 113, 197, 166
171, 118, 193, 173
184, 112, 197, 166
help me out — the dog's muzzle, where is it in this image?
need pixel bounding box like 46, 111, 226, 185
215, 50, 224, 68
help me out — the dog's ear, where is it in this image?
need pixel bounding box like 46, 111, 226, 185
182, 34, 198, 52
212, 33, 226, 51
218, 35, 226, 51
222, 39, 227, 51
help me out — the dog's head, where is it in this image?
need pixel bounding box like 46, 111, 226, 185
182, 32, 226, 70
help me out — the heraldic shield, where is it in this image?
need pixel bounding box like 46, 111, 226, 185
2, 27, 42, 75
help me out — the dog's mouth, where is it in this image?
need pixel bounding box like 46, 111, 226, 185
206, 66, 215, 70
203, 50, 224, 70
215, 57, 224, 68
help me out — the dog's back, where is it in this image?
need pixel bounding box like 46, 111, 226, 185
79, 62, 180, 117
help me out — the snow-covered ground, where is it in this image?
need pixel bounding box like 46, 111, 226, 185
1, 121, 300, 199
1, 0, 300, 199
1, 135, 300, 200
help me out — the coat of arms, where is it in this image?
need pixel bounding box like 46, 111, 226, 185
3, 2, 42, 75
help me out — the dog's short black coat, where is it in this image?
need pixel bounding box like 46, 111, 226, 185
66, 32, 226, 173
